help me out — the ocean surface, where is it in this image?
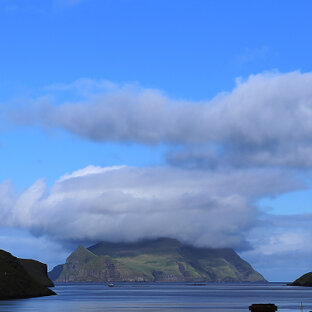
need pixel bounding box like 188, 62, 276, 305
0, 282, 311, 312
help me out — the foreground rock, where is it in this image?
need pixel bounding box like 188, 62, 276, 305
288, 272, 312, 286
0, 250, 55, 300
49, 238, 266, 283
20, 259, 54, 287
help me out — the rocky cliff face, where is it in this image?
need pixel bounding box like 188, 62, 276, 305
20, 259, 54, 287
48, 264, 64, 281
50, 238, 266, 283
0, 250, 55, 300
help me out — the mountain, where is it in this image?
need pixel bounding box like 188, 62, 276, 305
48, 264, 64, 282
288, 272, 312, 286
49, 238, 266, 283
0, 249, 55, 300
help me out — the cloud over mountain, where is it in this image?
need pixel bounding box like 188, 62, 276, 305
0, 165, 300, 249
4, 71, 312, 278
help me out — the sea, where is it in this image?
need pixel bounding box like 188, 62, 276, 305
0, 282, 311, 312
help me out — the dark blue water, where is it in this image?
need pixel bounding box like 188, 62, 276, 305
0, 283, 311, 312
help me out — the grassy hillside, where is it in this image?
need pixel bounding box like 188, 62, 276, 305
51, 238, 266, 283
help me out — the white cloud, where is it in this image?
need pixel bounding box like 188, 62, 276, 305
57, 165, 125, 182
11, 71, 312, 168
0, 165, 300, 250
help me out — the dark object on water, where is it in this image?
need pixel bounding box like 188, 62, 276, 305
249, 304, 278, 312
108, 283, 115, 287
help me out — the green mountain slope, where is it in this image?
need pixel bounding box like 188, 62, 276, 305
50, 238, 266, 283
0, 250, 55, 300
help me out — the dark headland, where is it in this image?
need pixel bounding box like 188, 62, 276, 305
0, 249, 55, 300
288, 272, 312, 286
49, 237, 266, 283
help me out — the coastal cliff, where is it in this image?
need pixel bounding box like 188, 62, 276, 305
0, 249, 55, 300
20, 258, 54, 287
49, 238, 266, 283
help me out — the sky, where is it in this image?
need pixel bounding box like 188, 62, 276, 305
0, 0, 312, 282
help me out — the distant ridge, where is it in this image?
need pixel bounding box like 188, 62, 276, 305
49, 238, 266, 283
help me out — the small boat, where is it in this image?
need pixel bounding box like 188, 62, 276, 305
108, 283, 115, 287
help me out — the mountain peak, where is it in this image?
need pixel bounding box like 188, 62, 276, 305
67, 245, 97, 264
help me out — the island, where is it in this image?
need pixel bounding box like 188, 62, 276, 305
49, 238, 266, 283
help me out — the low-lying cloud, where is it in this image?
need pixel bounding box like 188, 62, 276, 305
0, 165, 300, 250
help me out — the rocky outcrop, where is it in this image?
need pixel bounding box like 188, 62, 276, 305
20, 259, 54, 287
50, 238, 266, 283
0, 250, 55, 300
288, 272, 312, 286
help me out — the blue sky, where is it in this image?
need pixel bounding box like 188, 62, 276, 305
1, 0, 312, 282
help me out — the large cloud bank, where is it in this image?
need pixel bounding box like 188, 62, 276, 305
0, 165, 299, 249
14, 71, 312, 168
